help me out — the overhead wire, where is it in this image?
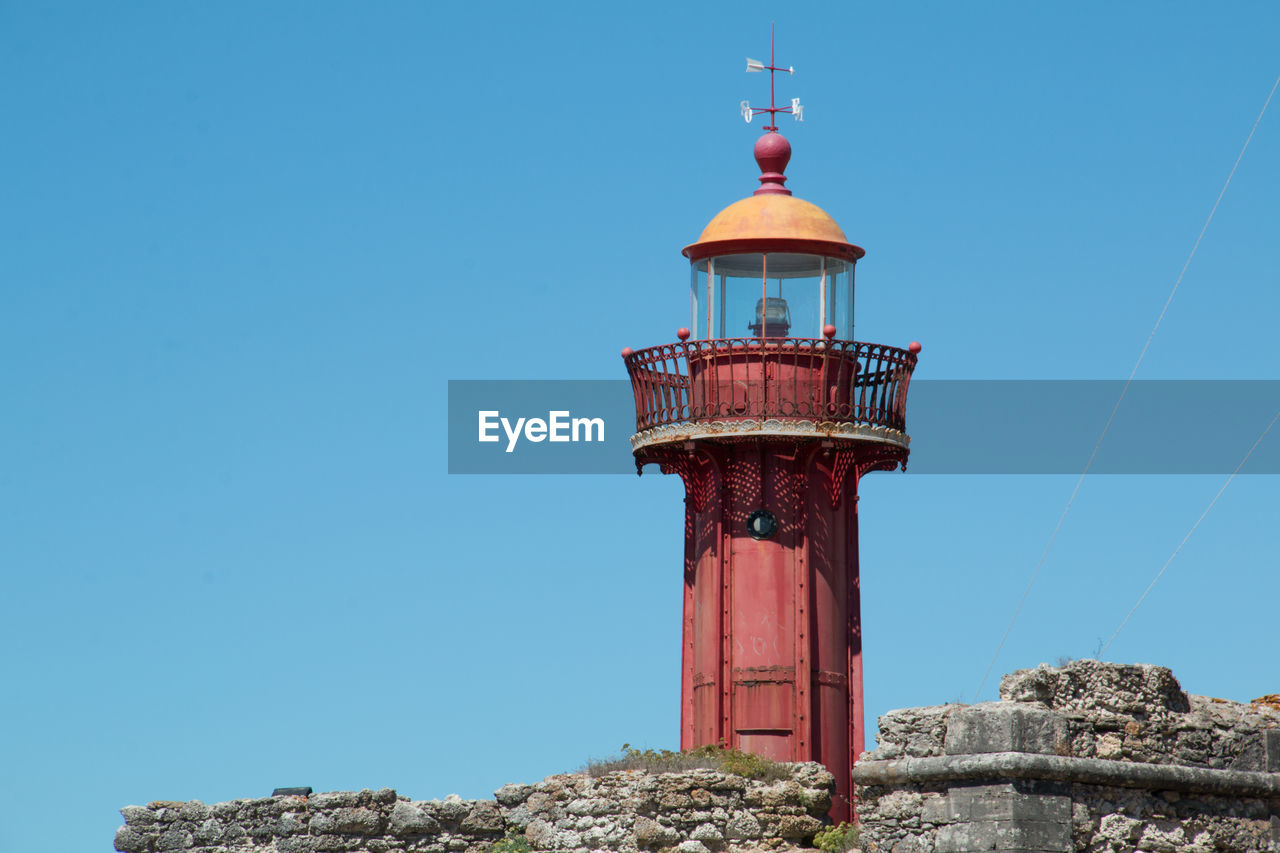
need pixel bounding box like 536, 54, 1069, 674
972, 72, 1280, 702
1099, 407, 1280, 657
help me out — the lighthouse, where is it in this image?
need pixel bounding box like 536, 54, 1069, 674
621, 40, 920, 823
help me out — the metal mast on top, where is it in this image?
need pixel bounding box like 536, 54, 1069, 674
741, 24, 803, 131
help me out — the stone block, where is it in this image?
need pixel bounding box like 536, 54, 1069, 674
1267, 730, 1280, 773
179, 802, 211, 821
276, 838, 319, 853
192, 818, 225, 844
120, 806, 159, 826
935, 821, 992, 852
790, 761, 836, 789
633, 816, 679, 849
459, 801, 503, 835
113, 826, 151, 853
525, 818, 556, 849
724, 811, 762, 840
946, 782, 1070, 823
776, 814, 823, 839
874, 790, 923, 820
659, 792, 693, 809
211, 801, 243, 820
494, 783, 533, 806
999, 661, 1189, 714
330, 807, 383, 835
690, 822, 723, 842
156, 829, 194, 851
308, 792, 361, 810
878, 837, 922, 853
945, 705, 1065, 756
921, 795, 958, 824
873, 705, 951, 759
802, 787, 832, 814
936, 818, 1070, 852
997, 820, 1072, 851
273, 814, 304, 836
388, 802, 440, 837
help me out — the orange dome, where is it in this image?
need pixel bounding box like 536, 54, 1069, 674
682, 193, 865, 262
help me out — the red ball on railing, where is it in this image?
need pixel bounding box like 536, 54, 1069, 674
823, 324, 837, 339
908, 341, 922, 354
676, 327, 691, 341
621, 347, 634, 358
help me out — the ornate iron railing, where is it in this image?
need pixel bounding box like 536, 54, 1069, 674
623, 338, 918, 434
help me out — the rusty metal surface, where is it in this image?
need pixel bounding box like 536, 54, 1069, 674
649, 440, 899, 825
623, 338, 917, 437
629, 418, 910, 455
682, 193, 864, 262
628, 338, 917, 825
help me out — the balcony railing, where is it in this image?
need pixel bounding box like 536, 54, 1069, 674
623, 338, 918, 435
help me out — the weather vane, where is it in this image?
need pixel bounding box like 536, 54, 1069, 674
740, 24, 803, 131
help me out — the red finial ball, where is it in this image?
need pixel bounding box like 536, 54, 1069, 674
908, 341, 922, 355
753, 132, 793, 196
822, 324, 837, 340
677, 327, 691, 341
754, 132, 791, 173
621, 347, 634, 358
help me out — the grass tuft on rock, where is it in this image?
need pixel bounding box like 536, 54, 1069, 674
482, 830, 531, 853
582, 744, 793, 781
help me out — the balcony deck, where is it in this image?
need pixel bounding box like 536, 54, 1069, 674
622, 337, 918, 452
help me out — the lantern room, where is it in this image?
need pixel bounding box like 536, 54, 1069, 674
684, 132, 865, 341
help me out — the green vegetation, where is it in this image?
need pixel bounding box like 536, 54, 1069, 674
483, 831, 531, 853
814, 821, 859, 853
583, 743, 792, 781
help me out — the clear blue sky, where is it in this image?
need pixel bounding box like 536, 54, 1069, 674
3, 3, 1278, 851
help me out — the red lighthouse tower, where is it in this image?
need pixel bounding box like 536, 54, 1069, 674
621, 44, 920, 823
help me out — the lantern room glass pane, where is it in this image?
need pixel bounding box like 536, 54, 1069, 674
825, 260, 854, 340
690, 253, 855, 340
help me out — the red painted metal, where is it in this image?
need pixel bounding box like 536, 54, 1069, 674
684, 236, 864, 264
624, 341, 917, 825
626, 45, 919, 823
754, 132, 792, 196
624, 338, 916, 433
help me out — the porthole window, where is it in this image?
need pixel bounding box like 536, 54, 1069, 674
746, 509, 778, 540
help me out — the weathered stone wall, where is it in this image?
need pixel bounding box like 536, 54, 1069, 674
854, 660, 1280, 852
116, 661, 1280, 852
114, 763, 836, 853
